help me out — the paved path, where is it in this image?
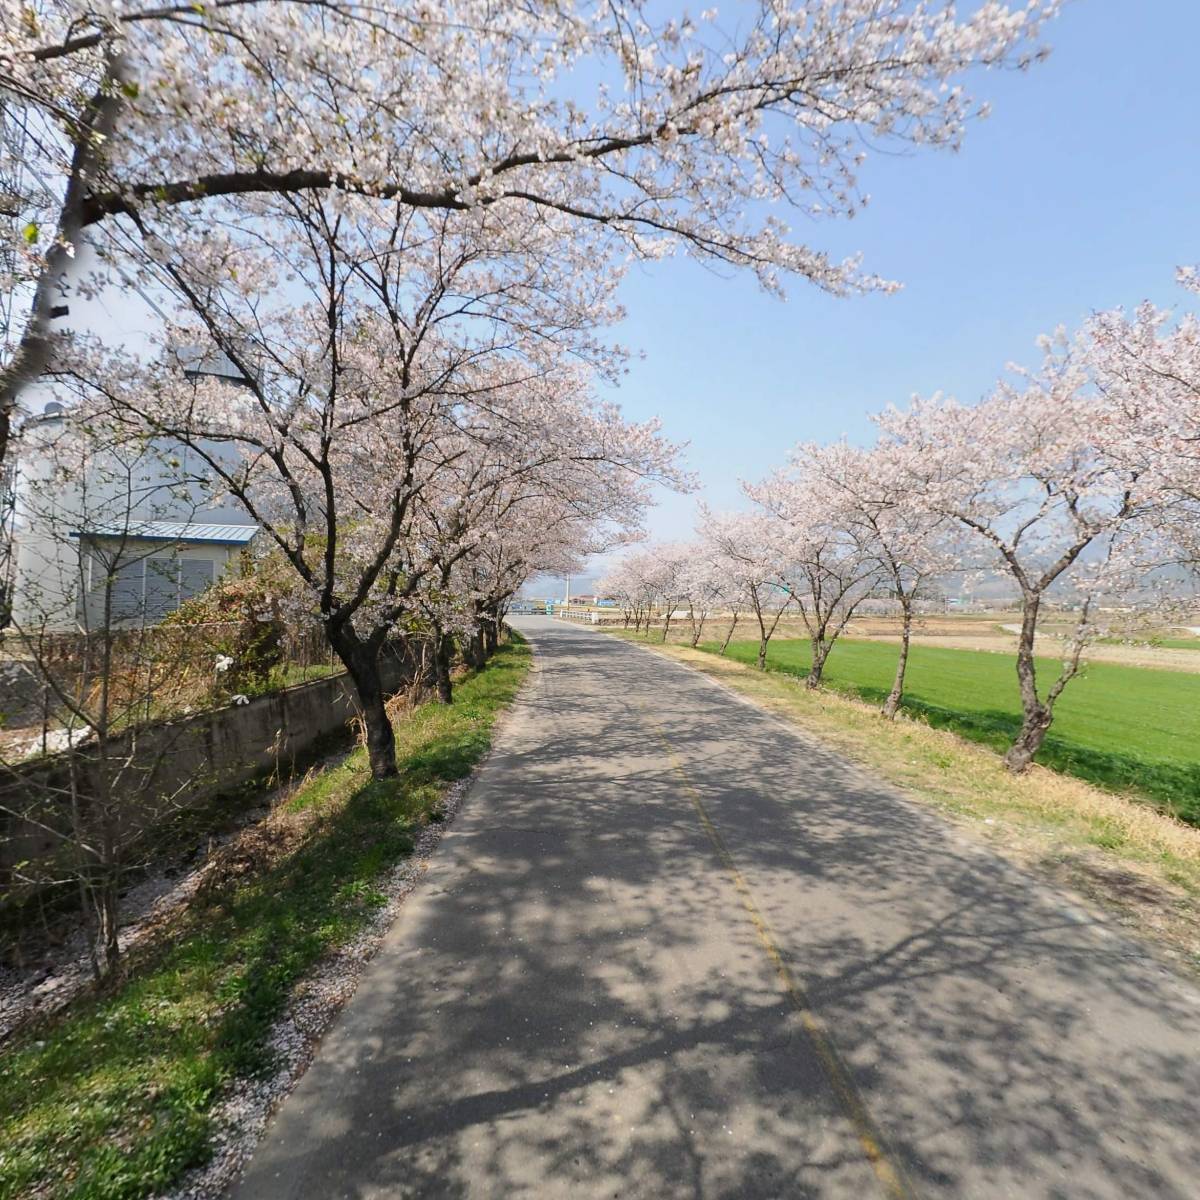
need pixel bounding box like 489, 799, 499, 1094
234, 618, 1200, 1199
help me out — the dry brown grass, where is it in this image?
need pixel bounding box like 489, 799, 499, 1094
625, 637, 1200, 976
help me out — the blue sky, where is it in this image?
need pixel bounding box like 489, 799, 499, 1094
600, 0, 1200, 547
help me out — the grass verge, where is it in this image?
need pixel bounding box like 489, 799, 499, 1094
612, 633, 1200, 977
684, 633, 1200, 823
0, 636, 530, 1200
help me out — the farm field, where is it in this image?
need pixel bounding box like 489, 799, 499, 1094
701, 637, 1200, 825
841, 614, 1200, 674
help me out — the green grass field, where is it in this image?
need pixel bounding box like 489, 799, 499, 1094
702, 637, 1200, 825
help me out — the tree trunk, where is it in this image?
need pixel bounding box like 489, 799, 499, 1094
463, 606, 485, 669
329, 630, 398, 778
806, 635, 829, 689
753, 601, 769, 669
1003, 706, 1054, 772
0, 55, 129, 473
72, 631, 124, 980
91, 870, 120, 981
720, 613, 739, 655
689, 610, 707, 648
661, 607, 673, 642
97, 801, 121, 978
1004, 590, 1047, 773
462, 615, 488, 668
882, 601, 913, 719
73, 815, 120, 982
435, 632, 454, 704
483, 615, 499, 657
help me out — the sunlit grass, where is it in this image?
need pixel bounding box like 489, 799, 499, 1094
695, 637, 1200, 825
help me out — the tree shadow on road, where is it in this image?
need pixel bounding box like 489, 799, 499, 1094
235, 622, 1200, 1200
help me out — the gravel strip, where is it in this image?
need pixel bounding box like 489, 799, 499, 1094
157, 772, 474, 1200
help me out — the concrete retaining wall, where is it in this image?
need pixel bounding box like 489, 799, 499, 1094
0, 648, 416, 896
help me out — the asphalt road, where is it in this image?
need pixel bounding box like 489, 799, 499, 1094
233, 617, 1200, 1199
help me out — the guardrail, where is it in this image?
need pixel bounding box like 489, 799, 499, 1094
552, 606, 624, 625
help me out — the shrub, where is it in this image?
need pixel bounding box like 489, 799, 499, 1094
161, 569, 286, 697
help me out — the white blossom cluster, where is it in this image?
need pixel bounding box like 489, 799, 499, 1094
3, 0, 1056, 420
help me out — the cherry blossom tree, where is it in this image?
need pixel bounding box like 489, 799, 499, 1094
404, 417, 671, 702
609, 534, 745, 648
651, 544, 696, 642
2, 0, 437, 464
679, 542, 736, 648
456, 496, 603, 668
695, 509, 762, 654
1084, 296, 1200, 573
61, 192, 684, 777
597, 544, 678, 638
2, 0, 1057, 468
600, 543, 693, 641
699, 508, 795, 669
876, 348, 1158, 772
745, 473, 881, 688
596, 558, 638, 630
598, 549, 656, 633
792, 439, 958, 716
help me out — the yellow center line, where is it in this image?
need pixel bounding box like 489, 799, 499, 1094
636, 700, 920, 1200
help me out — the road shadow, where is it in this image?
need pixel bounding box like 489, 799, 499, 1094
232, 618, 1200, 1200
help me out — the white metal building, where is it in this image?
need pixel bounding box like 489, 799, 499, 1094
8, 404, 259, 633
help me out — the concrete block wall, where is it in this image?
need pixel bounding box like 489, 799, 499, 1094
0, 649, 416, 905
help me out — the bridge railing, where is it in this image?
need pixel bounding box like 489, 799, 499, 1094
552, 605, 624, 625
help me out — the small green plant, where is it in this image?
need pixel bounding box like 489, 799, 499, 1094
1088, 822, 1128, 851
336, 879, 389, 908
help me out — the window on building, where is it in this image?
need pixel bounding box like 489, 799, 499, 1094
144, 554, 181, 621
83, 544, 220, 626
108, 558, 146, 622
179, 558, 215, 603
